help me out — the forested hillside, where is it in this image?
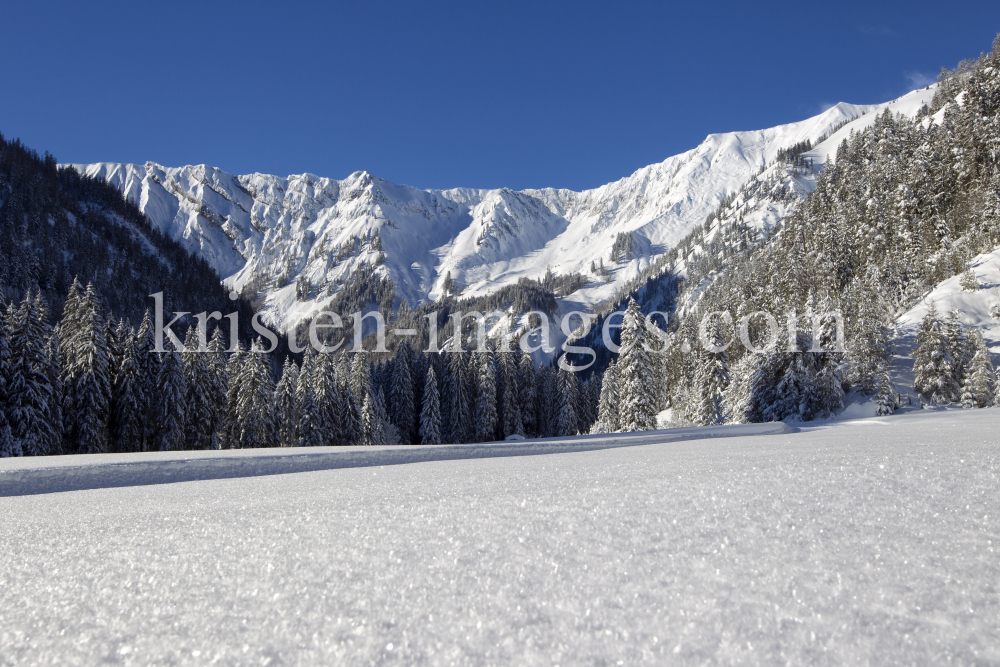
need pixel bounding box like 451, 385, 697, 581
0, 134, 253, 324
592, 35, 1000, 428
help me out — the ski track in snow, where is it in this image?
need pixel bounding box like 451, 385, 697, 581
2, 409, 998, 665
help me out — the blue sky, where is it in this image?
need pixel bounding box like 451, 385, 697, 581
1, 1, 996, 191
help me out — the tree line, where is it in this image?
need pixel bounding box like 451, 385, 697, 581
0, 280, 672, 457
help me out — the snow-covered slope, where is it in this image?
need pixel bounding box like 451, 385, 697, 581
69, 87, 936, 332
888, 247, 1000, 400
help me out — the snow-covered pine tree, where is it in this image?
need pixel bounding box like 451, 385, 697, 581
448, 350, 472, 444
312, 352, 339, 446
389, 341, 416, 443
536, 365, 556, 437
233, 340, 277, 449
0, 291, 20, 458
182, 326, 214, 450
419, 365, 442, 444
134, 310, 160, 452
593, 359, 620, 433
875, 366, 896, 416
517, 354, 537, 437
944, 309, 970, 389
205, 327, 229, 449
296, 348, 315, 409
411, 352, 429, 427
617, 298, 658, 432
342, 386, 363, 445
350, 349, 371, 407
554, 363, 579, 436
111, 325, 143, 453
275, 357, 300, 447
475, 346, 498, 442
297, 384, 323, 447
44, 328, 64, 455
845, 286, 891, 395
154, 351, 187, 451
496, 346, 523, 438
7, 292, 58, 456
767, 347, 818, 421
811, 299, 846, 419
223, 342, 247, 448
105, 318, 122, 389
695, 317, 730, 425
364, 388, 389, 446
580, 375, 601, 434
960, 329, 995, 408
960, 268, 980, 291
63, 283, 112, 454
724, 352, 765, 424
912, 304, 960, 404
32, 294, 62, 454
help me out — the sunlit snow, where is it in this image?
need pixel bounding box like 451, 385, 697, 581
2, 409, 997, 664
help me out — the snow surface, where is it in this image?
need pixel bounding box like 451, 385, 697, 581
0, 422, 792, 497
65, 87, 936, 333
2, 409, 998, 665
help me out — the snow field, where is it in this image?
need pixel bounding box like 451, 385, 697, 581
0, 422, 792, 497
1, 409, 998, 665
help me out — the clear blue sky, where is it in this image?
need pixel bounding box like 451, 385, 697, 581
1, 1, 996, 191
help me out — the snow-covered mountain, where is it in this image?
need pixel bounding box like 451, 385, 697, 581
70, 86, 936, 332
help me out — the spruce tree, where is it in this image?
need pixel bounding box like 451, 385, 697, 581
554, 364, 579, 437
223, 343, 247, 448
111, 325, 143, 452
342, 386, 363, 445
912, 305, 960, 404
0, 290, 13, 456
7, 293, 57, 456
297, 382, 323, 447
618, 299, 658, 432
536, 365, 556, 437
448, 350, 472, 443
275, 357, 300, 447
63, 283, 112, 454
517, 354, 537, 437
497, 346, 523, 438
419, 365, 442, 444
234, 340, 277, 449
350, 349, 371, 407
594, 360, 620, 433
389, 341, 416, 443
695, 318, 730, 425
312, 352, 339, 446
475, 347, 498, 442
0, 291, 20, 458
961, 330, 995, 408
205, 327, 229, 449
875, 366, 896, 416
134, 310, 159, 452
182, 326, 214, 450
154, 351, 187, 451
364, 388, 389, 446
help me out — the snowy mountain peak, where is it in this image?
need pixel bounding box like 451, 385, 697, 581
69, 86, 936, 332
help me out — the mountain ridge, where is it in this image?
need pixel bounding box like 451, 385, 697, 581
68, 91, 935, 332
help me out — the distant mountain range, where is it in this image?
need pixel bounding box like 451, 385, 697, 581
70, 87, 936, 332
